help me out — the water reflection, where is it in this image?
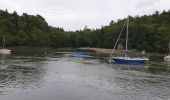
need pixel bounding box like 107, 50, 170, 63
0, 54, 47, 95
0, 52, 169, 100
108, 63, 170, 100
147, 63, 170, 74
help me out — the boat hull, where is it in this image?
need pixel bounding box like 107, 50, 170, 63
73, 51, 86, 58
164, 55, 170, 62
112, 57, 148, 64
0, 49, 11, 54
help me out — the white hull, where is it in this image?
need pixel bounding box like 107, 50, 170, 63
164, 55, 170, 61
0, 49, 11, 54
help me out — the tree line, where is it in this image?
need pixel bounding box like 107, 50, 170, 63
0, 9, 170, 52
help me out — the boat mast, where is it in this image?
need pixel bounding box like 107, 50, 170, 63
125, 17, 129, 57
3, 36, 5, 49
169, 41, 170, 54
109, 20, 127, 58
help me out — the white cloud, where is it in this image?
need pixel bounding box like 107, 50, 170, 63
0, 0, 169, 31
136, 0, 160, 8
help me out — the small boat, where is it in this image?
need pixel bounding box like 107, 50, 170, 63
164, 42, 170, 61
112, 57, 149, 63
73, 51, 87, 58
0, 49, 11, 54
164, 55, 170, 61
109, 17, 149, 64
0, 36, 11, 54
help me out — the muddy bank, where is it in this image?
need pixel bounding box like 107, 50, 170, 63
5, 47, 165, 59
7, 46, 75, 54
77, 48, 112, 53
77, 47, 165, 57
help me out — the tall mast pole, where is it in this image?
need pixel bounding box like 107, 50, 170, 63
3, 36, 5, 49
169, 41, 170, 54
125, 17, 129, 57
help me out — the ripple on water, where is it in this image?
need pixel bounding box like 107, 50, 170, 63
0, 53, 169, 100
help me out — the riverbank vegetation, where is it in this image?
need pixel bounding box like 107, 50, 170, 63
0, 9, 170, 53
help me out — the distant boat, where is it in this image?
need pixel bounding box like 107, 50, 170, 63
164, 42, 170, 61
73, 51, 86, 58
0, 36, 11, 54
109, 17, 149, 64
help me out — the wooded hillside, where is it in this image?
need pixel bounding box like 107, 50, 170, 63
0, 9, 170, 52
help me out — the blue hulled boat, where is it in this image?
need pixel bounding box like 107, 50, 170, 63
112, 57, 149, 64
73, 51, 87, 58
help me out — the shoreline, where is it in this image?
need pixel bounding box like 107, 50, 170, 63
3, 46, 165, 57
77, 47, 165, 57
6, 46, 75, 53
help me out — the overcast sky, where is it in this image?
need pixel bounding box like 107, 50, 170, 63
0, 0, 170, 31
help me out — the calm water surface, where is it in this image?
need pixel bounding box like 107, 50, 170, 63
0, 52, 170, 100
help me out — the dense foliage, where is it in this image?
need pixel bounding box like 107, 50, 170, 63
0, 9, 170, 52
97, 10, 170, 53
0, 9, 66, 47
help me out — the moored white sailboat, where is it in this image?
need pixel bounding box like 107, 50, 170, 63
0, 36, 11, 54
109, 17, 149, 64
164, 42, 170, 61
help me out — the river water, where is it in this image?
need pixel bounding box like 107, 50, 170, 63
0, 52, 169, 100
